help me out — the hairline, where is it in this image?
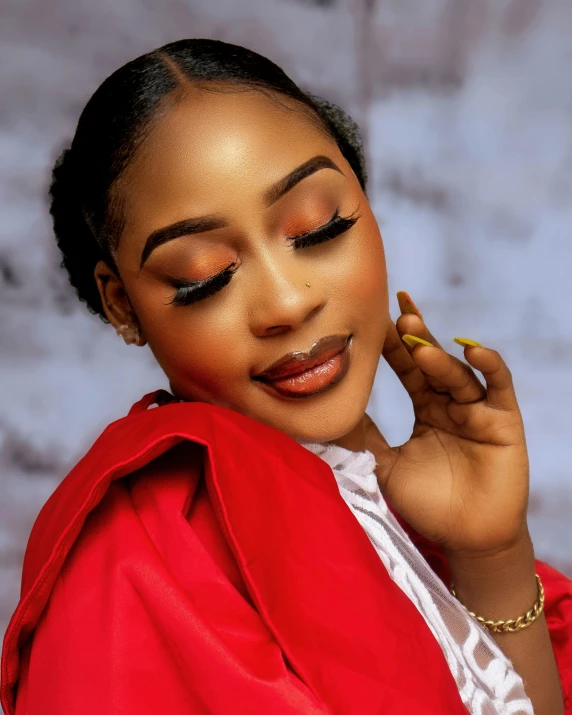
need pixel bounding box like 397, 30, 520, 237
103, 81, 339, 264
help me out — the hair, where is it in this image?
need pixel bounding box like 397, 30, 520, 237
49, 38, 368, 322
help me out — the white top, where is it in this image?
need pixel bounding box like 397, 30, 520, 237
297, 440, 534, 715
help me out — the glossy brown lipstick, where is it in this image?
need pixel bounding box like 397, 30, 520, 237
253, 333, 352, 398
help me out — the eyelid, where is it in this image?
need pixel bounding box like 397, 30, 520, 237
287, 206, 360, 247
287, 208, 339, 240
167, 262, 238, 306
170, 263, 233, 289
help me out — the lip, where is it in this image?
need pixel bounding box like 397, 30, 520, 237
253, 334, 353, 398
253, 333, 352, 381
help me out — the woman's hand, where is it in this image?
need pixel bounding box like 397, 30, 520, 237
365, 291, 531, 558
365, 292, 568, 715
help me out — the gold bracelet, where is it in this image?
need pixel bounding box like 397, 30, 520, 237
450, 573, 545, 634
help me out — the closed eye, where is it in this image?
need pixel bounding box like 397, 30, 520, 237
166, 263, 239, 307
288, 208, 360, 250
166, 208, 360, 307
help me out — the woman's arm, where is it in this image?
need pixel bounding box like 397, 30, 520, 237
445, 532, 566, 715
364, 301, 571, 714
364, 407, 571, 714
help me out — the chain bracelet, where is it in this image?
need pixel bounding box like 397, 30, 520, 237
450, 573, 544, 634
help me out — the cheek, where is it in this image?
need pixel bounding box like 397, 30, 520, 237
335, 218, 387, 309
162, 317, 245, 387
128, 280, 247, 390
347, 221, 388, 359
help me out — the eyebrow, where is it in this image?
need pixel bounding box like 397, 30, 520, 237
262, 154, 343, 206
139, 154, 344, 270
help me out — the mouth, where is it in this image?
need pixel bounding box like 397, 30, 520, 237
252, 333, 353, 398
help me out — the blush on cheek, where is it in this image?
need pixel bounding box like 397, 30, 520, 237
345, 226, 387, 306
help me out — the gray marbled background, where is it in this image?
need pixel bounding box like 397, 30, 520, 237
1, 0, 571, 667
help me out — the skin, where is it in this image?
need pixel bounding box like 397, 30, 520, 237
97, 88, 386, 450
94, 86, 564, 713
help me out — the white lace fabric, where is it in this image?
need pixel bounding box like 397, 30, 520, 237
297, 440, 534, 715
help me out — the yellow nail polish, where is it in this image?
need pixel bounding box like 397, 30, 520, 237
402, 334, 434, 348
397, 291, 423, 319
453, 337, 483, 347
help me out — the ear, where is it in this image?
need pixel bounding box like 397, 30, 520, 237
94, 260, 148, 347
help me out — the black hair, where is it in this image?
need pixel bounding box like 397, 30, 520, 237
49, 38, 368, 321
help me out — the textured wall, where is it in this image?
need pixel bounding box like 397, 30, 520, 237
1, 0, 571, 666
367, 0, 572, 579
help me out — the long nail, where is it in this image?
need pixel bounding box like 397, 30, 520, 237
453, 337, 483, 347
397, 291, 423, 319
402, 334, 433, 348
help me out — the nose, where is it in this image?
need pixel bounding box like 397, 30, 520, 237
248, 257, 327, 338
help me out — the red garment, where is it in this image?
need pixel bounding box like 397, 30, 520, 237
1, 390, 571, 714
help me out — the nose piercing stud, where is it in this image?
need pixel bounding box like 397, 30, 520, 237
306, 282, 311, 287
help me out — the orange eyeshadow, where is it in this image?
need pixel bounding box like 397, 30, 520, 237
282, 203, 333, 238
162, 248, 237, 282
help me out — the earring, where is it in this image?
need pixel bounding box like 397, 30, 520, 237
116, 323, 141, 346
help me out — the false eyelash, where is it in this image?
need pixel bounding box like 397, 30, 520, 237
167, 262, 239, 307
288, 209, 360, 249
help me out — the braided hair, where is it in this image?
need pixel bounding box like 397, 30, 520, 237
49, 38, 368, 322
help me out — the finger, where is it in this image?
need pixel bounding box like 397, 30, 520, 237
394, 313, 452, 394
392, 294, 521, 431
393, 302, 489, 402
408, 341, 488, 404
381, 320, 432, 405
395, 296, 487, 399
396, 290, 446, 350
395, 312, 445, 351
457, 343, 520, 413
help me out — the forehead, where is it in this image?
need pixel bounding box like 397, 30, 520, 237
119, 88, 338, 215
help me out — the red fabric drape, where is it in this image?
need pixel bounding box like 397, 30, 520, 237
1, 390, 570, 714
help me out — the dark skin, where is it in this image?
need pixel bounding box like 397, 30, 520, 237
94, 86, 564, 713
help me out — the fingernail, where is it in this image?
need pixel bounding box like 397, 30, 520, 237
453, 337, 483, 348
397, 291, 423, 319
402, 334, 434, 348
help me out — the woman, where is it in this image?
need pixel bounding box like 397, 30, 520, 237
1, 38, 570, 715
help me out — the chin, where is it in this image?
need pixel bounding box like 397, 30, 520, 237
254, 373, 369, 443
275, 390, 372, 446
252, 334, 377, 445
296, 419, 365, 446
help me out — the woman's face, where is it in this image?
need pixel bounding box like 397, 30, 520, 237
96, 87, 389, 447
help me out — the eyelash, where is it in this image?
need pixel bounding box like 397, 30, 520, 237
287, 209, 359, 249
167, 209, 360, 307
167, 264, 239, 307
